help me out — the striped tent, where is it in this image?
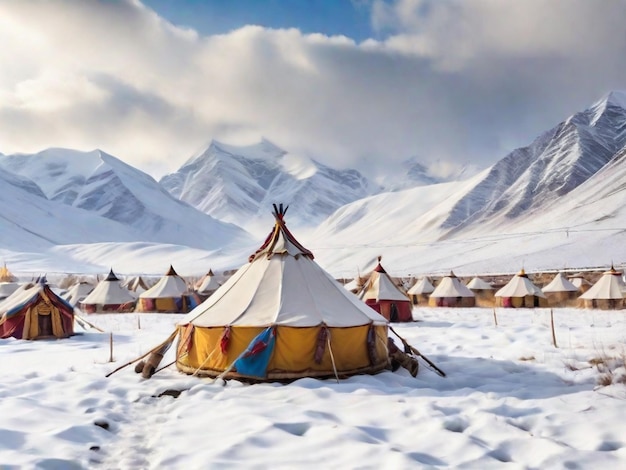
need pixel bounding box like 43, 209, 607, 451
0, 281, 75, 340
358, 258, 413, 322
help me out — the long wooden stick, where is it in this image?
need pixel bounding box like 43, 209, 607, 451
74, 313, 105, 332
550, 308, 558, 348
389, 326, 446, 377
105, 329, 178, 378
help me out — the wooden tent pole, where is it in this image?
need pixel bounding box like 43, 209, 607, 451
389, 326, 446, 377
105, 329, 177, 378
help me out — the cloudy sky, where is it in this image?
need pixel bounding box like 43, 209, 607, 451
1, 0, 625, 180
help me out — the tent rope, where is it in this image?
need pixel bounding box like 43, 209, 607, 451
191, 343, 221, 377
326, 332, 340, 383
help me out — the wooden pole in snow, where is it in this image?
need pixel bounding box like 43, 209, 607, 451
550, 309, 558, 348
109, 333, 114, 362
493, 308, 498, 326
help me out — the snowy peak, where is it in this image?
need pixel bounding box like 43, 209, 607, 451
440, 91, 626, 231
160, 140, 379, 232
0, 148, 251, 250
596, 90, 626, 111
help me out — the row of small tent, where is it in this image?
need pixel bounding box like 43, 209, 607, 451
348, 265, 626, 312
0, 265, 222, 314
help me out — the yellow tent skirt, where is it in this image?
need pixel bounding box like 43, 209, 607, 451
176, 324, 389, 380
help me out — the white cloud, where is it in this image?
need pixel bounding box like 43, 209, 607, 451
0, 0, 624, 181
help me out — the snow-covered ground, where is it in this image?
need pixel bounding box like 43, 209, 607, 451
3, 308, 626, 468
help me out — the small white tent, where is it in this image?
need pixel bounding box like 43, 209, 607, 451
495, 269, 547, 308
195, 269, 220, 298
62, 282, 95, 307
429, 272, 475, 307
137, 265, 197, 313
542, 272, 579, 307
579, 267, 625, 310
407, 277, 435, 305
80, 269, 136, 313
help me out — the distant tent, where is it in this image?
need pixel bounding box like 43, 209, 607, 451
195, 269, 220, 299
429, 272, 476, 307
62, 281, 95, 307
495, 269, 547, 308
579, 266, 625, 310
122, 275, 150, 295
466, 277, 493, 290
80, 269, 136, 313
0, 281, 75, 339
0, 263, 18, 283
344, 274, 366, 295
359, 257, 413, 322
466, 276, 495, 307
137, 265, 197, 313
568, 273, 592, 293
407, 277, 435, 305
173, 204, 389, 381
542, 272, 579, 307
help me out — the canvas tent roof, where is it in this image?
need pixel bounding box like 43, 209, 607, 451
568, 275, 592, 289
0, 281, 74, 319
495, 270, 546, 298
466, 277, 493, 290
62, 282, 95, 306
122, 275, 150, 293
407, 277, 435, 295
140, 266, 188, 299
431, 272, 475, 298
542, 273, 579, 293
82, 270, 136, 305
579, 267, 625, 300
182, 207, 387, 328
196, 270, 219, 294
359, 259, 409, 303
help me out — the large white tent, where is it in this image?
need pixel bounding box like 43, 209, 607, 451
174, 204, 389, 381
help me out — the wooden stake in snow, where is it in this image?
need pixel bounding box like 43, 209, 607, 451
137, 316, 141, 330
109, 333, 114, 362
493, 308, 498, 327
550, 309, 558, 348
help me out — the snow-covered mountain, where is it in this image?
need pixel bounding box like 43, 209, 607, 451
0, 148, 251, 251
2, 92, 626, 278
310, 91, 626, 276
159, 139, 380, 233
0, 166, 140, 252
441, 91, 626, 233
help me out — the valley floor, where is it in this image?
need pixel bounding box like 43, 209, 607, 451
1, 308, 626, 469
